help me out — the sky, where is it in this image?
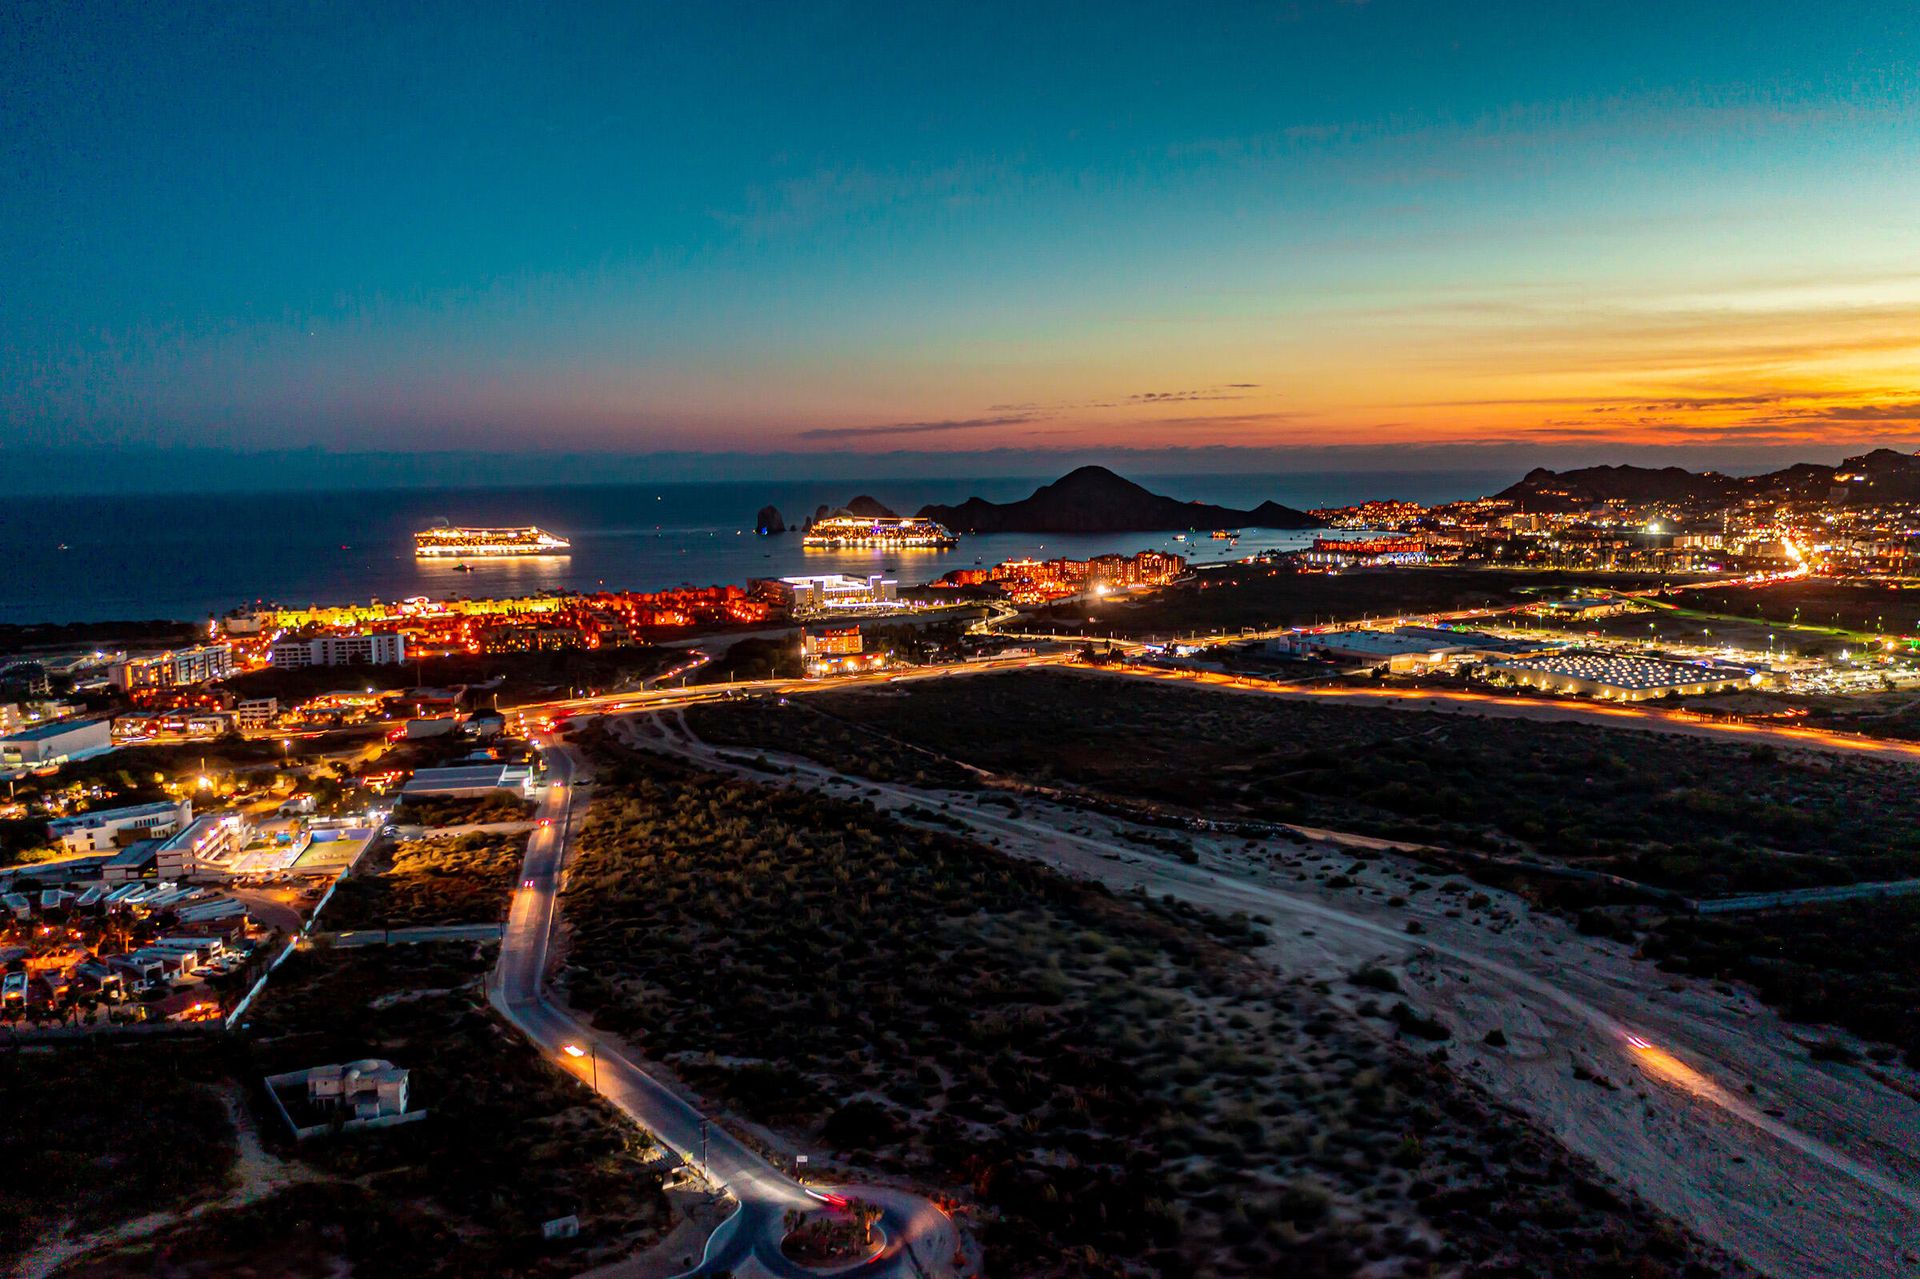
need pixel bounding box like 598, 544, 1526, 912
3, 1, 1919, 488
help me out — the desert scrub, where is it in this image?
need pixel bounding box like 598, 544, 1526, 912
559, 736, 1742, 1279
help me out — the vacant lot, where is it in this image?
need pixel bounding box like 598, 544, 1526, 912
691, 668, 1920, 897
1678, 578, 1920, 639
58, 945, 670, 1279
0, 1041, 237, 1267
395, 788, 535, 827
687, 698, 980, 789
1028, 566, 1703, 636
1644, 899, 1920, 1067
322, 830, 524, 930
562, 734, 1735, 1279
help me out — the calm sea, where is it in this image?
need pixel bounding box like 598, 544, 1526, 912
0, 470, 1504, 625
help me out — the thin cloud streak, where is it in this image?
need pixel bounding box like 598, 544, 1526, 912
797, 414, 1039, 441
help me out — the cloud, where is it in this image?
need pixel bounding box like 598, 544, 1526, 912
797, 414, 1038, 441
1125, 388, 1256, 404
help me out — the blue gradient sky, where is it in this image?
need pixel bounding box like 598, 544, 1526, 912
4, 1, 1918, 482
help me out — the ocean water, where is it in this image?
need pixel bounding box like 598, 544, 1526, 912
0, 470, 1505, 625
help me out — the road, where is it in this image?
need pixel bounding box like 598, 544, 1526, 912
507, 650, 1920, 770
641, 711, 1920, 1279
488, 740, 958, 1279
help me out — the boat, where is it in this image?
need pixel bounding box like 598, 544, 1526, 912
413, 524, 570, 558
1211, 529, 1238, 540
802, 514, 958, 550
452, 563, 474, 572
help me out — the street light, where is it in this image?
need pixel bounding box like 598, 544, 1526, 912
563, 1041, 597, 1089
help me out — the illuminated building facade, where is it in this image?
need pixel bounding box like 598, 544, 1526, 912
109, 644, 235, 691
270, 633, 408, 668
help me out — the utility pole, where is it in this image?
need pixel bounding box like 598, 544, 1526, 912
700, 1117, 709, 1170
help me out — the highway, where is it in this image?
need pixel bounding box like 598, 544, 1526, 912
508, 648, 1920, 769
489, 741, 957, 1278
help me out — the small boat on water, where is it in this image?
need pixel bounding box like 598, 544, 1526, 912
452, 563, 474, 572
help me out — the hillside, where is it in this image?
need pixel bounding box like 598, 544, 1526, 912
917, 465, 1320, 533
1496, 448, 1920, 510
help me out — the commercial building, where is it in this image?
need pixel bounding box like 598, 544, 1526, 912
0, 717, 112, 767
802, 627, 864, 658
757, 573, 899, 613
110, 644, 235, 691
235, 697, 278, 731
400, 762, 536, 800
47, 799, 192, 853
269, 633, 407, 668
1483, 651, 1759, 702
1300, 538, 1429, 568
1525, 596, 1636, 622
154, 813, 252, 879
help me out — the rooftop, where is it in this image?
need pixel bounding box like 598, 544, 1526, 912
1308, 630, 1467, 657
1486, 651, 1755, 691
48, 800, 182, 831
0, 717, 106, 743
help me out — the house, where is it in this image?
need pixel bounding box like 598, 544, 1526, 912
304, 1059, 412, 1119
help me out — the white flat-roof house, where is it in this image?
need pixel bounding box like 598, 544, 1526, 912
306, 1059, 411, 1120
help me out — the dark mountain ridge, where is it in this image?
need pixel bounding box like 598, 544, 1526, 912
916, 466, 1320, 533
1497, 449, 1920, 511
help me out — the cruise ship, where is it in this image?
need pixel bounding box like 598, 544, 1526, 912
413, 525, 571, 558
802, 514, 958, 549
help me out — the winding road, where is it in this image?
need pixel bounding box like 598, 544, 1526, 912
488, 740, 958, 1279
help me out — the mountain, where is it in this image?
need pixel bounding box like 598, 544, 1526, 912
1496, 465, 1742, 511
917, 466, 1321, 533
843, 495, 897, 518
1496, 449, 1920, 510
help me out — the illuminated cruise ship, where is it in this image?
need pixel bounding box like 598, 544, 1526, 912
802, 514, 958, 549
413, 525, 571, 558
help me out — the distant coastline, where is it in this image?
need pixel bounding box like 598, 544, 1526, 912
1, 473, 1445, 626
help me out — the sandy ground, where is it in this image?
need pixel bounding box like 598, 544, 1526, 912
571, 1186, 735, 1279
11, 1086, 316, 1279
633, 709, 1920, 1279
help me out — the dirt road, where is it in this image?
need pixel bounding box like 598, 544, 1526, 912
639, 711, 1920, 1279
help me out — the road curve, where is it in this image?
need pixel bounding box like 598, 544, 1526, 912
488, 739, 956, 1279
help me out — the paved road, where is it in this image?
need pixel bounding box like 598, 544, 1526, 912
509, 650, 1920, 769
489, 741, 957, 1279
